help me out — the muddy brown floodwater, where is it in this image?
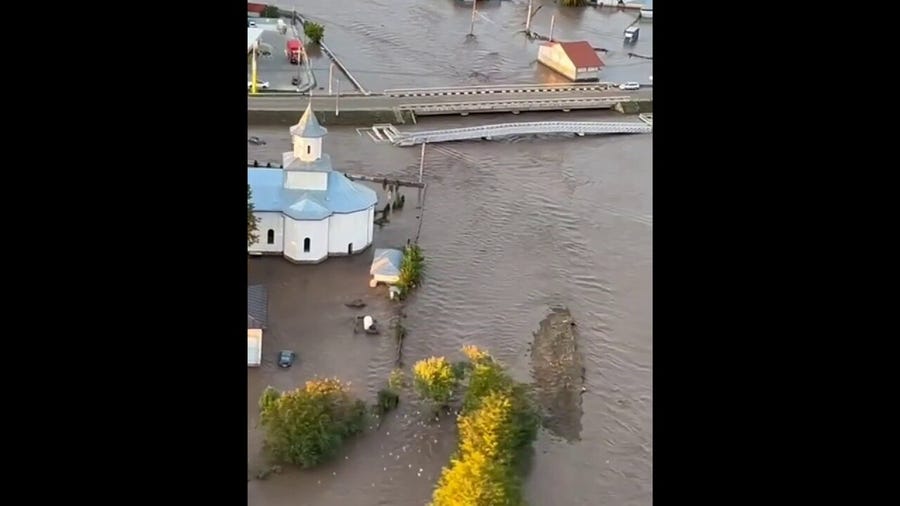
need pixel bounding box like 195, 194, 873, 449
248, 111, 652, 505
268, 0, 653, 91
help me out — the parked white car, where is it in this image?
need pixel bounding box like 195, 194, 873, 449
248, 80, 270, 90
619, 82, 640, 91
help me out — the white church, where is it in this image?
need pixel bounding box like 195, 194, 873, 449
248, 103, 378, 263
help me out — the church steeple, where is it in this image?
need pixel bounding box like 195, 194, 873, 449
290, 101, 328, 162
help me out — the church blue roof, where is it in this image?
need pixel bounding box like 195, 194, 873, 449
284, 198, 331, 220
248, 168, 378, 220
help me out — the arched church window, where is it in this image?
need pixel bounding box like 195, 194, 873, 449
267, 229, 275, 244
307, 145, 311, 155
303, 237, 311, 253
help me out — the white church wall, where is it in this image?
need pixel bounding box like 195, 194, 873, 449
250, 212, 284, 253
328, 207, 374, 255
284, 171, 328, 191
292, 136, 322, 162
367, 206, 375, 245
284, 216, 329, 263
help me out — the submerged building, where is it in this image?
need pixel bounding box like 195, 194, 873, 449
537, 40, 604, 82
248, 103, 378, 263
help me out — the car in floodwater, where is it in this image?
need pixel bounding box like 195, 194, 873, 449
248, 136, 266, 145
248, 80, 270, 90
619, 82, 640, 91
277, 350, 296, 368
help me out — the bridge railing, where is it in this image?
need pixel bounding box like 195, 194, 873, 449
401, 121, 651, 136
396, 96, 632, 113
384, 83, 617, 97
392, 121, 652, 146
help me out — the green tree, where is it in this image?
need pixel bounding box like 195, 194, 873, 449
413, 356, 457, 405
560, 0, 588, 6
304, 22, 325, 44
262, 5, 281, 18
258, 379, 367, 468
248, 184, 259, 247
397, 244, 425, 298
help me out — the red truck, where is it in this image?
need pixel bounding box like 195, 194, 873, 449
286, 38, 303, 64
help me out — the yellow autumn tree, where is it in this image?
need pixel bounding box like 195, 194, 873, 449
430, 450, 520, 506
428, 348, 539, 506
413, 356, 457, 405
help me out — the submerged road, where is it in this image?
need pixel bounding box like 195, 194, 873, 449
247, 89, 653, 112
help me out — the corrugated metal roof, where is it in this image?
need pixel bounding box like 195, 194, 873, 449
248, 163, 378, 217
370, 248, 403, 278
290, 103, 328, 138
248, 285, 268, 329
285, 198, 332, 220
558, 41, 604, 69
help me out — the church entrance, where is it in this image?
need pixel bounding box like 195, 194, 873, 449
347, 243, 353, 255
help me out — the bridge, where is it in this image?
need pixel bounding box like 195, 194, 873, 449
247, 84, 652, 118
379, 120, 652, 147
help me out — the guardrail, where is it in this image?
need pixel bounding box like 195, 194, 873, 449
391, 120, 652, 146
396, 96, 632, 114
384, 83, 615, 97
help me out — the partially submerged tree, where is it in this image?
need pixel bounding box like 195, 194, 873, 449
258, 379, 367, 468
397, 244, 425, 298
304, 21, 325, 44
413, 356, 457, 405
248, 184, 259, 247
429, 348, 539, 506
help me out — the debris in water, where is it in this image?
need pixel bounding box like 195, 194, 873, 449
344, 299, 366, 308
531, 306, 585, 442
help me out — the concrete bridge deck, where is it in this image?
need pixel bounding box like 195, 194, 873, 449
248, 87, 652, 117
389, 120, 652, 147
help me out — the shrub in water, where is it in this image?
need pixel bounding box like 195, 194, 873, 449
258, 379, 366, 468
413, 356, 457, 405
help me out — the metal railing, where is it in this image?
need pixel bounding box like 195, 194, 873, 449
392, 120, 652, 146
384, 83, 616, 97
396, 96, 632, 114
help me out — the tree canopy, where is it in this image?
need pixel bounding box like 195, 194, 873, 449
258, 379, 367, 468
304, 22, 325, 44
426, 346, 540, 506
413, 356, 457, 405
248, 184, 258, 247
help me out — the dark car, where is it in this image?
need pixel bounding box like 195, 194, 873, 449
278, 350, 296, 368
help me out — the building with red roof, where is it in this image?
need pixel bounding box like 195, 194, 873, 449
537, 40, 604, 82
247, 2, 267, 17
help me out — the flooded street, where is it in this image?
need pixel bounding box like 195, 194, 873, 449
271, 0, 653, 91
248, 110, 652, 505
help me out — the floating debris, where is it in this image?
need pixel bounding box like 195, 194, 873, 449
344, 299, 366, 309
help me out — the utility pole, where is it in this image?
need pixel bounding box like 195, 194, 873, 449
418, 143, 425, 206
251, 40, 258, 94
549, 14, 556, 42
328, 62, 335, 95
525, 0, 533, 33
335, 78, 340, 116
469, 0, 477, 37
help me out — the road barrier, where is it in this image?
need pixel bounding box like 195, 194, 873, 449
384, 83, 615, 98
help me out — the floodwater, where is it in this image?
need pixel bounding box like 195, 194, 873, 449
248, 110, 652, 505
271, 0, 653, 92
